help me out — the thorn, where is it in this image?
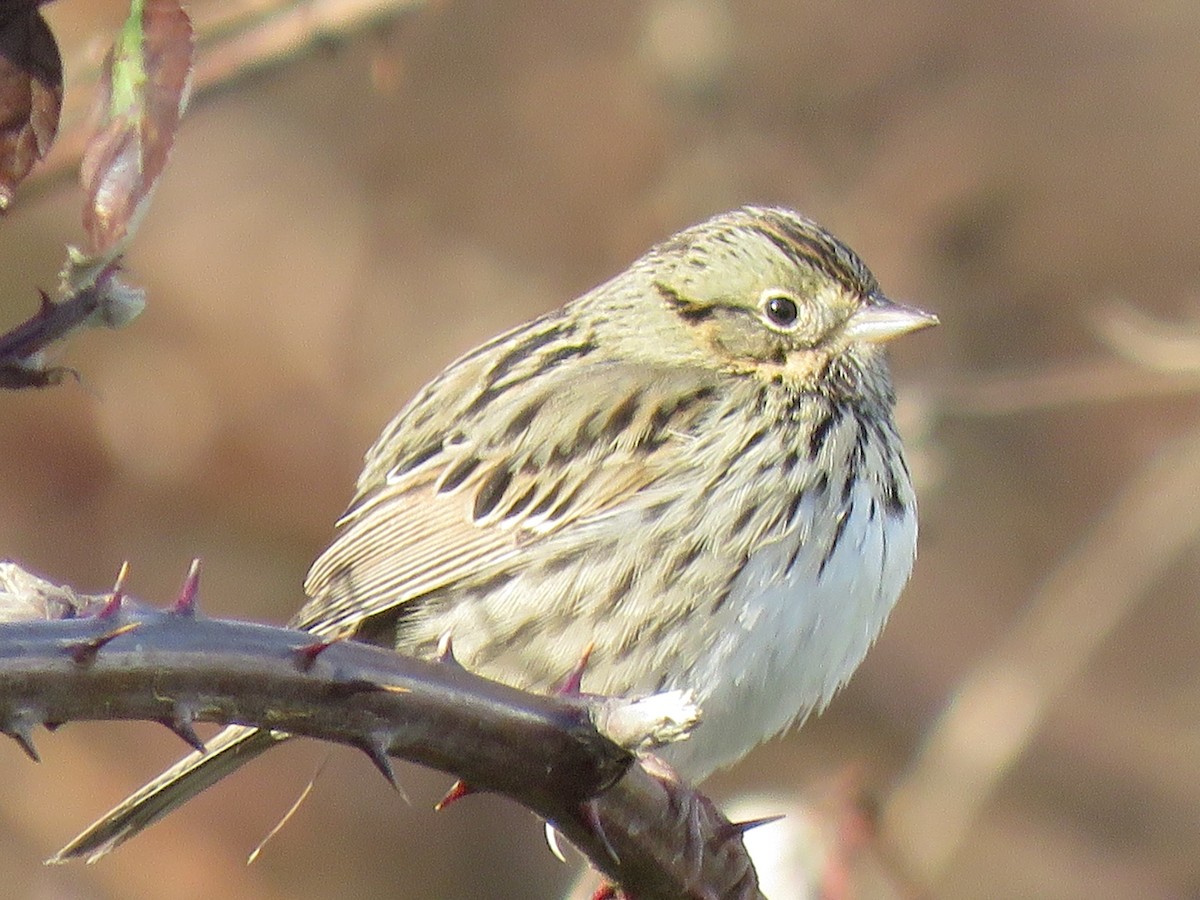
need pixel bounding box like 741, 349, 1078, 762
436, 631, 463, 668
434, 779, 476, 811
37, 288, 53, 316
97, 560, 130, 619
3, 712, 41, 762
292, 637, 341, 672
580, 798, 619, 866
544, 822, 567, 863
67, 621, 140, 666
716, 814, 785, 843
558, 641, 595, 696
161, 707, 206, 753
357, 734, 398, 790
8, 730, 39, 762
172, 558, 201, 616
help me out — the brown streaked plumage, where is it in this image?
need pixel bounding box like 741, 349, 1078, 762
55, 206, 936, 863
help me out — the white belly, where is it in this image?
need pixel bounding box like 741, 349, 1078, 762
661, 477, 917, 779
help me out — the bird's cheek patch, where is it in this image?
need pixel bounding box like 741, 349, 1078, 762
781, 348, 832, 384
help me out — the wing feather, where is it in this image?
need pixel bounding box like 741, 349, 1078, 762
298, 355, 721, 639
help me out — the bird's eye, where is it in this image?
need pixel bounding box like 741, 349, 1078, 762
761, 291, 800, 328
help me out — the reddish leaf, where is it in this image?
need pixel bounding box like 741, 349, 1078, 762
81, 0, 193, 256
0, 3, 62, 208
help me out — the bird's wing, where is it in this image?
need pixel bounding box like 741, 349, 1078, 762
296, 355, 719, 637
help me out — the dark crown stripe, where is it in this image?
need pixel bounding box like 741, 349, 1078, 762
751, 212, 875, 295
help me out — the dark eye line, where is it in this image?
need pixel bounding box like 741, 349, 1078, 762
655, 281, 706, 322
656, 280, 810, 332
655, 281, 739, 325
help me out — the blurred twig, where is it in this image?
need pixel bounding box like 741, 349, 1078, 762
885, 305, 1200, 889
927, 360, 1200, 418
925, 301, 1200, 418
1095, 300, 1200, 373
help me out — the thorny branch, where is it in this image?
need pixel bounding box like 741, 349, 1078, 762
0, 274, 137, 388
0, 561, 764, 900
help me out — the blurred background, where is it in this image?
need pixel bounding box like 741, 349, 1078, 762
2, 1, 1199, 897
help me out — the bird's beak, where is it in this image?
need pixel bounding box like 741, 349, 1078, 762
843, 298, 939, 345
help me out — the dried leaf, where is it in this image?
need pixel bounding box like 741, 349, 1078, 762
81, 0, 193, 257
0, 3, 62, 208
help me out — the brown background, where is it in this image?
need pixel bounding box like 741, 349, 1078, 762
1, 1, 1198, 897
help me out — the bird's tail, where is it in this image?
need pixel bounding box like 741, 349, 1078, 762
49, 725, 287, 864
